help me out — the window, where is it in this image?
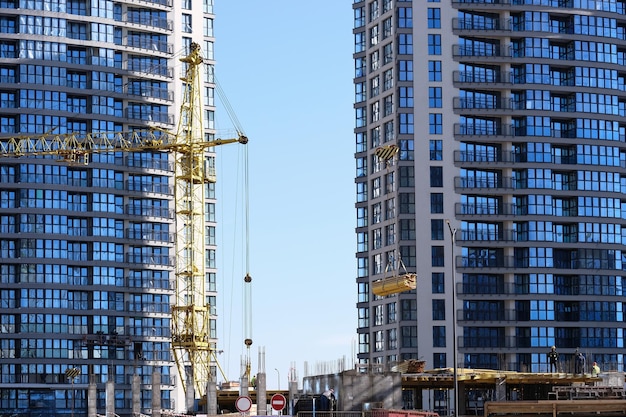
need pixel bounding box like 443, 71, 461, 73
203, 17, 213, 37
354, 7, 365, 28
400, 219, 415, 240
401, 299, 417, 320
399, 193, 415, 214
385, 198, 395, 220
433, 326, 446, 347
430, 193, 444, 213
430, 166, 443, 187
374, 304, 384, 326
384, 95, 394, 116
383, 17, 392, 38
433, 353, 446, 368
387, 328, 398, 350
355, 31, 365, 53
384, 42, 393, 64
356, 107, 366, 127
370, 76, 379, 97
384, 121, 394, 142
401, 326, 417, 348
400, 245, 416, 267
429, 113, 442, 134
182, 14, 192, 33
370, 0, 379, 21
432, 299, 446, 320
399, 166, 414, 187
432, 272, 444, 293
429, 60, 442, 81
399, 87, 413, 107
383, 69, 393, 91
398, 33, 413, 55
374, 330, 384, 352
429, 87, 442, 108
399, 113, 413, 134
428, 34, 441, 55
399, 139, 414, 160
399, 60, 413, 81
387, 302, 397, 323
431, 219, 444, 240
432, 245, 444, 267
430, 139, 443, 160
370, 25, 379, 46
428, 8, 441, 28
398, 7, 412, 28
371, 102, 380, 122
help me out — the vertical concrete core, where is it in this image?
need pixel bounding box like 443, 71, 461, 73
105, 380, 115, 417
88, 374, 97, 417
152, 370, 161, 417
132, 374, 140, 416
257, 373, 267, 416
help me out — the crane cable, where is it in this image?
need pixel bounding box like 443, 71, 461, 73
215, 74, 246, 137
214, 72, 252, 381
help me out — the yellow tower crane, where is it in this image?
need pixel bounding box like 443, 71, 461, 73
0, 42, 247, 399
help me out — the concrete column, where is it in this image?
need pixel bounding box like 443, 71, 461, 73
185, 373, 194, 414
152, 370, 161, 417
105, 380, 115, 417
288, 380, 298, 416
88, 374, 97, 417
496, 377, 506, 401
132, 374, 140, 417
240, 372, 249, 397
257, 372, 267, 416
206, 380, 217, 415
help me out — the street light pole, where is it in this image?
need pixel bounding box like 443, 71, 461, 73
275, 368, 280, 390
446, 220, 459, 417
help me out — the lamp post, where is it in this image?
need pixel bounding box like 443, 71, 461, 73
275, 368, 280, 390
446, 220, 459, 417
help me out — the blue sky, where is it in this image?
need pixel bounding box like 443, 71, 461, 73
212, 2, 356, 390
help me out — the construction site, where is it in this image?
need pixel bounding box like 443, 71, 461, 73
205, 360, 626, 417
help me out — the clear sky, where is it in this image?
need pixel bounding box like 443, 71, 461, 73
211, 1, 356, 391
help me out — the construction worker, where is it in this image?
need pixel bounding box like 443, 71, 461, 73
592, 362, 601, 377
548, 346, 559, 372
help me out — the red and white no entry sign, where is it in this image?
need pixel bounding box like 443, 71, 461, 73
235, 395, 252, 413
271, 393, 287, 411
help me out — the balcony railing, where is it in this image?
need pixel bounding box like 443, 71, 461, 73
455, 202, 518, 216
454, 175, 515, 190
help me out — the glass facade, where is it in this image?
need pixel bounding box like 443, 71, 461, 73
353, 0, 626, 398
0, 0, 217, 415
453, 0, 626, 373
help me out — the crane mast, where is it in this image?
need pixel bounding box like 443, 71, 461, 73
0, 42, 247, 403
171, 41, 218, 398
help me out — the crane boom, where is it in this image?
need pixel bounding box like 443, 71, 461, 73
0, 42, 246, 403
0, 129, 246, 164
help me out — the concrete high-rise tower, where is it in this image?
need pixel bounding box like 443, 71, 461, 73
0, 0, 221, 415
354, 0, 626, 412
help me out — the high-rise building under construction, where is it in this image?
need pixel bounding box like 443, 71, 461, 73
353, 0, 626, 411
0, 0, 221, 415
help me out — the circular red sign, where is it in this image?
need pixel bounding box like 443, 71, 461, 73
235, 395, 252, 412
271, 393, 287, 411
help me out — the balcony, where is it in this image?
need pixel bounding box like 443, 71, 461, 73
452, 17, 511, 32
455, 201, 518, 216
454, 149, 512, 163
453, 70, 512, 86
454, 175, 514, 190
